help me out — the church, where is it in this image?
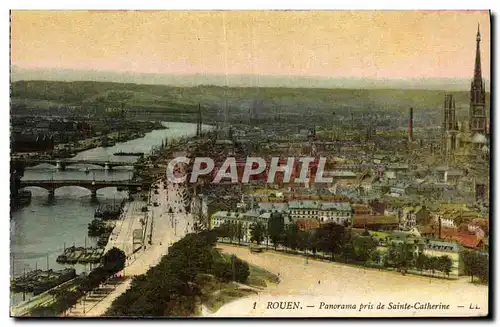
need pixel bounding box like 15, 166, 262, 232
442, 25, 489, 163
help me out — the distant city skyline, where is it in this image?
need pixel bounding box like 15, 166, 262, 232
11, 10, 490, 83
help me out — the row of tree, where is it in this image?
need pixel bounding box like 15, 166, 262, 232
87, 219, 113, 237
214, 214, 466, 279
106, 230, 250, 317
29, 247, 127, 317
384, 243, 454, 276
215, 213, 488, 283
215, 214, 378, 265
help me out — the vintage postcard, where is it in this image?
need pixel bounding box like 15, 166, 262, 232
9, 10, 490, 318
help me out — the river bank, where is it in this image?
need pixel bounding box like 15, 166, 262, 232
10, 122, 213, 307
11, 122, 168, 160
66, 178, 197, 317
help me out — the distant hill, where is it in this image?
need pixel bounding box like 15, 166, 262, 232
11, 80, 490, 125
10, 66, 490, 92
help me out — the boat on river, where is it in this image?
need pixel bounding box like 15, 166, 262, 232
113, 151, 144, 157
65, 247, 85, 264
90, 248, 105, 263
56, 246, 75, 263
11, 268, 76, 295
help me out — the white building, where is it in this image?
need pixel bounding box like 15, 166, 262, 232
211, 200, 353, 239
401, 207, 417, 229
210, 210, 270, 242
288, 200, 352, 225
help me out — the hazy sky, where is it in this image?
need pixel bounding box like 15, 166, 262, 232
11, 10, 490, 80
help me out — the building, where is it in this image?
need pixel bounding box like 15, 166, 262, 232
423, 239, 462, 277
369, 199, 386, 215
444, 169, 463, 185
469, 25, 487, 135
210, 210, 270, 242
401, 206, 431, 228
11, 133, 55, 153
352, 204, 372, 215
288, 200, 352, 225
352, 215, 399, 230
381, 234, 462, 277
257, 202, 289, 214
431, 204, 484, 229
295, 218, 321, 231
442, 94, 459, 157
401, 206, 417, 229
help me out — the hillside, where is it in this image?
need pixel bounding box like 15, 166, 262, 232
10, 80, 488, 123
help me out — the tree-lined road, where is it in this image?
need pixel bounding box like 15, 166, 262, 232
67, 180, 195, 317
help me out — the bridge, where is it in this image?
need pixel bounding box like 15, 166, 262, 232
12, 159, 140, 170
20, 179, 151, 198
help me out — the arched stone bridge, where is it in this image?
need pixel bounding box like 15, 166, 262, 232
20, 179, 151, 197
12, 159, 142, 170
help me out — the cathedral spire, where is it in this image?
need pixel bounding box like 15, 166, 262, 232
474, 23, 482, 83
469, 23, 487, 135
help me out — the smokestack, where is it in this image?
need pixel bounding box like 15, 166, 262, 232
409, 107, 414, 142
438, 216, 442, 239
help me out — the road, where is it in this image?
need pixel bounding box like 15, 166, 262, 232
203, 244, 489, 318
67, 180, 195, 317
105, 200, 147, 256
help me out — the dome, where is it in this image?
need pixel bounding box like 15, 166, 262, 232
481, 145, 489, 153
471, 133, 487, 144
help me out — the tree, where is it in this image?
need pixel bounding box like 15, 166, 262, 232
438, 255, 453, 277
415, 253, 428, 274
370, 249, 382, 265
215, 222, 231, 242
384, 242, 414, 271
427, 256, 439, 276
234, 222, 244, 245
350, 235, 377, 263
311, 228, 328, 257
396, 243, 415, 271
102, 247, 126, 275
318, 223, 348, 261
267, 212, 285, 250
462, 250, 480, 282
297, 230, 311, 252
479, 256, 489, 284
213, 260, 233, 282
250, 222, 266, 245
283, 224, 299, 252
384, 243, 399, 268
233, 256, 250, 283
462, 250, 488, 283
308, 230, 320, 256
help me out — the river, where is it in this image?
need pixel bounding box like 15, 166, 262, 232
10, 122, 212, 305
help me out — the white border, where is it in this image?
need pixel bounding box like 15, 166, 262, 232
2, 2, 498, 327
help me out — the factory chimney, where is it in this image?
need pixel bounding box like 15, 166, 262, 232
408, 107, 414, 142
438, 216, 442, 239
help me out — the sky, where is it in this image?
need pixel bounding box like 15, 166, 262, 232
11, 10, 491, 81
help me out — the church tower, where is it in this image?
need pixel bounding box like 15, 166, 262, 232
469, 24, 487, 135
442, 94, 458, 158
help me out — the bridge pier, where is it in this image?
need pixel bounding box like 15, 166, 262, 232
55, 161, 66, 171
19, 180, 144, 199
48, 189, 55, 200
